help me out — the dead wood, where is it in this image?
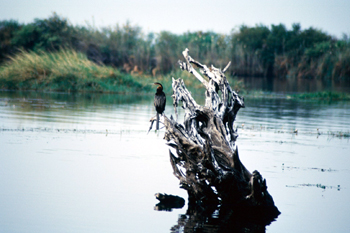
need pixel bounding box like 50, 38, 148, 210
150, 48, 279, 213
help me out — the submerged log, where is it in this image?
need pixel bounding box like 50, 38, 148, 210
150, 49, 279, 215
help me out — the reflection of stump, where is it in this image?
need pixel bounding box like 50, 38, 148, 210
171, 204, 279, 233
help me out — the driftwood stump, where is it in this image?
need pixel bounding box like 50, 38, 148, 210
151, 48, 279, 220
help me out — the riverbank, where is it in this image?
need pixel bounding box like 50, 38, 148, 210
0, 49, 148, 93
0, 49, 243, 95
2, 14, 350, 81
244, 90, 350, 100
1, 49, 349, 100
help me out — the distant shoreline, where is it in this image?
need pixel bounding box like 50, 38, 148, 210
0, 49, 349, 101
1, 14, 350, 81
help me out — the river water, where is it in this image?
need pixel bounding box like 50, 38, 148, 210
0, 91, 349, 233
242, 76, 350, 93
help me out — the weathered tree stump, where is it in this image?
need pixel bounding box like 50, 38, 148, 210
151, 48, 279, 219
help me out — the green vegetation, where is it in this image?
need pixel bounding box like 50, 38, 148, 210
0, 13, 349, 95
0, 49, 146, 93
288, 91, 350, 100
0, 49, 224, 94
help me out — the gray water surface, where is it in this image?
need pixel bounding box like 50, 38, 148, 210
0, 91, 349, 233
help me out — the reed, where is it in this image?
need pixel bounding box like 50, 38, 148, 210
0, 49, 145, 93
0, 49, 245, 95
2, 15, 350, 80
289, 91, 350, 100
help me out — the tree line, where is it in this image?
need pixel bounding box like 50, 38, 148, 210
1, 13, 349, 79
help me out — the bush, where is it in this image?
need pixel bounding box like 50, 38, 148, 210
0, 20, 22, 62
0, 49, 144, 93
0, 14, 349, 81
11, 13, 76, 52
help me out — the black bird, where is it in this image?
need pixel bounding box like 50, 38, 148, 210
154, 82, 166, 130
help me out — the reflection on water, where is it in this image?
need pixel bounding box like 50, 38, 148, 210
242, 76, 350, 93
0, 91, 350, 233
0, 91, 156, 132
171, 205, 279, 233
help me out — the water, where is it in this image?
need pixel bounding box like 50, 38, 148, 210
0, 91, 349, 233
242, 76, 350, 93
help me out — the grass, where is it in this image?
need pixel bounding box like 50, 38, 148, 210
0, 49, 246, 96
1, 49, 349, 102
0, 49, 148, 93
288, 91, 350, 101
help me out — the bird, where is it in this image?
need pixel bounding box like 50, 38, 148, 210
154, 82, 166, 130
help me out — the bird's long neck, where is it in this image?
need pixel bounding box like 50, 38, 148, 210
156, 87, 163, 94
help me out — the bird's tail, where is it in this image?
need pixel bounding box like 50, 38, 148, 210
156, 113, 159, 130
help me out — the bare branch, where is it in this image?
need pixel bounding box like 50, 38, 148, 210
179, 48, 208, 87
223, 61, 231, 73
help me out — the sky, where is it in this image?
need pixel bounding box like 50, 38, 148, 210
1, 0, 349, 38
